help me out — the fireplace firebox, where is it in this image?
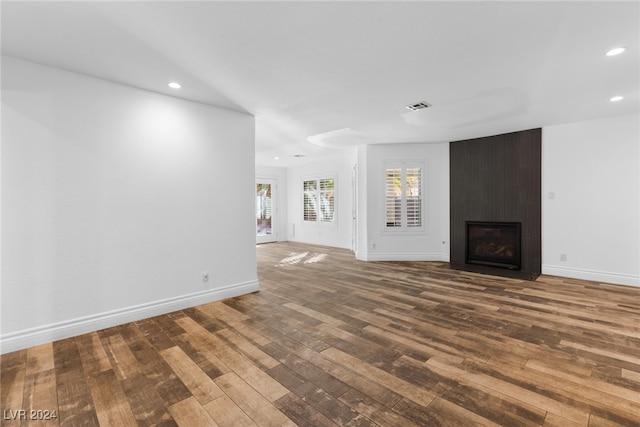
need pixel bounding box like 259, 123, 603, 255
465, 221, 521, 270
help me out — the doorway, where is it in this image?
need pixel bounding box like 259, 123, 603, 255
256, 179, 277, 244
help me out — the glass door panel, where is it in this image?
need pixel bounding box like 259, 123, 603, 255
256, 180, 276, 243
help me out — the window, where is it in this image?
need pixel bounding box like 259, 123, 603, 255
384, 163, 424, 231
303, 178, 335, 222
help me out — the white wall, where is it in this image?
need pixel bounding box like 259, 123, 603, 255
1, 57, 258, 353
255, 165, 288, 242
358, 142, 450, 261
355, 145, 369, 256
543, 113, 640, 286
286, 152, 356, 249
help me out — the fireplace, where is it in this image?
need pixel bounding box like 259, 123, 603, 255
466, 221, 521, 270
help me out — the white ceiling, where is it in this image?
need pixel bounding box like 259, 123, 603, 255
2, 1, 638, 167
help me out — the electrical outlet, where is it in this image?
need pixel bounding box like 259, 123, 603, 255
560, 254, 567, 262
202, 271, 209, 281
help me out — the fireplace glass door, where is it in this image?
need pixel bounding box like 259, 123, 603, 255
465, 221, 521, 270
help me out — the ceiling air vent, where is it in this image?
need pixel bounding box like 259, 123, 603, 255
405, 101, 431, 111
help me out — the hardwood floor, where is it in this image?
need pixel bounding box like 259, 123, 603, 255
2, 242, 640, 426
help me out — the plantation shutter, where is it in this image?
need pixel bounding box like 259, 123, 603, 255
406, 167, 422, 228
385, 168, 402, 227
319, 179, 335, 222
303, 180, 317, 221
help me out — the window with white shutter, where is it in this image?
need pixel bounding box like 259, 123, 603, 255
303, 177, 335, 223
384, 163, 424, 232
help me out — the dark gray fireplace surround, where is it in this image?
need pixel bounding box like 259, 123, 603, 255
450, 128, 541, 280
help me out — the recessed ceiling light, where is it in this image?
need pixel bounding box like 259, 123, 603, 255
610, 95, 624, 102
606, 47, 625, 56
274, 156, 280, 160
168, 82, 182, 89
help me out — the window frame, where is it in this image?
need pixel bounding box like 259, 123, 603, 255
382, 161, 426, 234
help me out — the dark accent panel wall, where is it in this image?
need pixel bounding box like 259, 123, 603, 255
450, 128, 541, 278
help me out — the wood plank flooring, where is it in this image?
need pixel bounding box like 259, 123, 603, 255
2, 242, 640, 426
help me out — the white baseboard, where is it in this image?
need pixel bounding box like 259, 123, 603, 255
0, 280, 260, 354
356, 252, 449, 262
542, 265, 639, 287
